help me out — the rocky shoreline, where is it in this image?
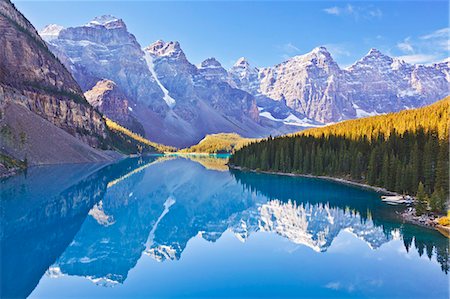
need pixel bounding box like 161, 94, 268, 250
228, 165, 398, 195
0, 165, 21, 178
229, 165, 448, 237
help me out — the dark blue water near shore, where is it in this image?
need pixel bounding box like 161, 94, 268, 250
1, 156, 448, 299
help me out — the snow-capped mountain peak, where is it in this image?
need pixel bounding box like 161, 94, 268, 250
39, 24, 64, 40
199, 57, 223, 69
311, 46, 331, 55
360, 48, 392, 63
146, 40, 184, 58
287, 46, 337, 70
197, 58, 230, 83
234, 57, 251, 68
86, 15, 126, 29
391, 57, 410, 70
367, 47, 383, 56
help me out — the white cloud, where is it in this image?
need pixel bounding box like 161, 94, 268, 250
368, 8, 383, 18
394, 27, 450, 65
397, 37, 414, 53
325, 282, 341, 290
397, 54, 440, 65
323, 4, 382, 20
323, 6, 341, 15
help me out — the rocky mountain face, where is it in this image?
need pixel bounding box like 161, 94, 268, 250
84, 79, 145, 135
42, 16, 167, 114
40, 15, 449, 143
0, 0, 114, 165
42, 18, 310, 147
233, 47, 450, 123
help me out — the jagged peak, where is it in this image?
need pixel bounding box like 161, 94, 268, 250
234, 57, 250, 68
391, 57, 410, 70
364, 48, 391, 60
86, 15, 126, 29
311, 46, 331, 55
284, 46, 336, 68
39, 24, 64, 40
92, 79, 117, 90
437, 57, 450, 66
368, 47, 381, 54
347, 48, 393, 70
290, 46, 333, 60
199, 57, 223, 69
145, 40, 184, 58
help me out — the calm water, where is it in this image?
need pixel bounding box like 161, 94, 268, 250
1, 155, 448, 299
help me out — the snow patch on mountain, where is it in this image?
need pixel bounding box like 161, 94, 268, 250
351, 103, 380, 118
260, 111, 320, 127
86, 15, 125, 29
88, 200, 115, 226
144, 52, 176, 108
39, 24, 64, 40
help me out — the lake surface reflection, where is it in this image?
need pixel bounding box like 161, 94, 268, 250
1, 155, 448, 299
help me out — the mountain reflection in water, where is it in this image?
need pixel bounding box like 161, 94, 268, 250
1, 155, 448, 299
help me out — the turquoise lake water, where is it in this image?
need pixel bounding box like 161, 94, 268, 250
1, 155, 448, 299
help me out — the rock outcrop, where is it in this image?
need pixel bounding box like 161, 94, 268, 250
0, 0, 114, 165
84, 79, 145, 135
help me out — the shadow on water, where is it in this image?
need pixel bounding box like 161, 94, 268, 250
0, 156, 448, 298
0, 157, 160, 299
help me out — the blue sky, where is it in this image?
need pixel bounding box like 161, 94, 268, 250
14, 1, 449, 68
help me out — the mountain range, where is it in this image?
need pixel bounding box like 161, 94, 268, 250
40, 15, 449, 147
1, 1, 449, 167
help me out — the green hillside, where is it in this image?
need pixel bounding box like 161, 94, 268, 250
179, 133, 257, 154
106, 118, 176, 154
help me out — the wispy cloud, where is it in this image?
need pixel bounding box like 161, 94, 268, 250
278, 42, 300, 54
323, 6, 340, 16
325, 282, 341, 290
323, 4, 382, 20
324, 43, 351, 58
397, 37, 414, 53
276, 42, 301, 60
395, 27, 449, 65
420, 28, 449, 41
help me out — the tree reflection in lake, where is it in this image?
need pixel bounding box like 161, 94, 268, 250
1, 156, 448, 299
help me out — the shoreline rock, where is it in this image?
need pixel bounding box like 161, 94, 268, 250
228, 164, 398, 195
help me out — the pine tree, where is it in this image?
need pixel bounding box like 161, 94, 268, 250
381, 152, 390, 188
367, 149, 378, 185
410, 141, 420, 193
416, 182, 428, 216
430, 188, 447, 214
434, 140, 449, 195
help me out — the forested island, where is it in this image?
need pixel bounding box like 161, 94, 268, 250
230, 97, 449, 219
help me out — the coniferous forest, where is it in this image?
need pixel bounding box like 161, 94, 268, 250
230, 98, 449, 215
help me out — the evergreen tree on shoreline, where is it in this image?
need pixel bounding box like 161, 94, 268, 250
230, 98, 449, 215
